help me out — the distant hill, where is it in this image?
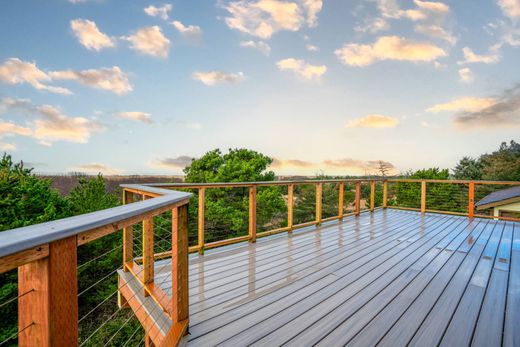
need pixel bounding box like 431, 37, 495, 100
38, 174, 184, 195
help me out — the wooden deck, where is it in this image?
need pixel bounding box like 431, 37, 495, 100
119, 209, 520, 346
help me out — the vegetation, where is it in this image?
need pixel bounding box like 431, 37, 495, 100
184, 148, 286, 240
0, 154, 142, 346
0, 140, 518, 345
452, 140, 520, 181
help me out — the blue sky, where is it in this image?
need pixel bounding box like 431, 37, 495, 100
0, 0, 519, 175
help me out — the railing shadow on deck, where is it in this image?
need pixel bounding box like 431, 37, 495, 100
0, 178, 519, 346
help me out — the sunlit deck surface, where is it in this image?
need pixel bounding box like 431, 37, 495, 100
119, 209, 520, 346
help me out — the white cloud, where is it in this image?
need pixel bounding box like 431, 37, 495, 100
458, 68, 474, 84
335, 36, 446, 67
49, 66, 132, 95
305, 43, 319, 52
414, 24, 456, 45
171, 20, 202, 37
221, 0, 322, 39
301, 0, 323, 27
452, 85, 520, 129
354, 17, 390, 33
70, 19, 115, 51
458, 47, 500, 64
0, 58, 72, 95
0, 142, 16, 151
32, 105, 104, 144
0, 98, 104, 144
117, 112, 153, 124
72, 163, 123, 175
0, 58, 132, 96
123, 26, 170, 58
414, 0, 449, 14
144, 4, 172, 20
192, 71, 245, 86
345, 114, 400, 128
377, 0, 449, 21
426, 97, 497, 113
498, 0, 520, 19
0, 121, 33, 137
276, 58, 326, 80
240, 40, 271, 55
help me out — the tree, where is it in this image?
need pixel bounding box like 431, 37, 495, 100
67, 174, 119, 215
452, 156, 483, 180
184, 149, 286, 240
377, 160, 391, 177
0, 153, 70, 231
480, 140, 520, 181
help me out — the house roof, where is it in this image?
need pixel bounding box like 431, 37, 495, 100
475, 186, 520, 210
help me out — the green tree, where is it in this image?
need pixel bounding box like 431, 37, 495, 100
452, 156, 483, 180
0, 154, 70, 231
480, 140, 520, 181
67, 174, 119, 215
0, 154, 70, 345
184, 149, 286, 240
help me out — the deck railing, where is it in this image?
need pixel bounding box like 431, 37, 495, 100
0, 178, 519, 346
0, 186, 191, 347
124, 179, 520, 256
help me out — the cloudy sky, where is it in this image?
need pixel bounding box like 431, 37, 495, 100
0, 0, 519, 176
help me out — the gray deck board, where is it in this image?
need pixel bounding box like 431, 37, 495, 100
504, 223, 520, 347
438, 221, 506, 347
124, 209, 519, 347
471, 222, 513, 347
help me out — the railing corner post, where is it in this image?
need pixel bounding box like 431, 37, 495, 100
172, 204, 189, 325
19, 236, 78, 347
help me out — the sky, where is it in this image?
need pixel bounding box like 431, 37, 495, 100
0, 0, 519, 176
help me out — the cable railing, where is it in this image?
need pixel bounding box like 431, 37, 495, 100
0, 178, 519, 347
123, 178, 520, 256
0, 186, 191, 347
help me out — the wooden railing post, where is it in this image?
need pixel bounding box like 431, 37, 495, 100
370, 181, 375, 212
18, 236, 78, 346
421, 180, 426, 213
165, 203, 190, 346
287, 184, 294, 232
383, 180, 388, 208
316, 183, 323, 225
468, 182, 475, 218
198, 188, 205, 255
123, 190, 133, 271
249, 186, 257, 243
338, 183, 344, 220
355, 182, 361, 216
143, 196, 154, 296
